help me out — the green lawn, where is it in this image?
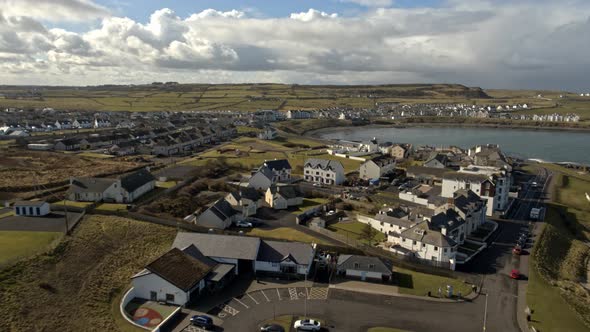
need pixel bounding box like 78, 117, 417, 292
0, 211, 14, 219
291, 198, 328, 214
245, 227, 328, 244
328, 221, 386, 244
236, 126, 261, 134
156, 181, 177, 189
394, 267, 472, 297
0, 231, 62, 266
527, 251, 588, 332
52, 200, 93, 208
78, 152, 114, 159
95, 203, 128, 212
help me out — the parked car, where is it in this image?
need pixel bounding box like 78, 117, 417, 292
512, 246, 522, 255
326, 210, 336, 216
294, 319, 321, 331
235, 220, 253, 228
260, 324, 285, 332
190, 315, 213, 329
510, 269, 521, 280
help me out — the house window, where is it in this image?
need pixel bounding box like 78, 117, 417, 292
15, 207, 21, 215
413, 240, 417, 245
354, 263, 360, 269
369, 264, 375, 269
150, 291, 157, 301
444, 248, 448, 253
165, 293, 175, 302
422, 243, 426, 247
401, 238, 405, 243
36, 207, 40, 215
380, 221, 384, 226
434, 246, 438, 251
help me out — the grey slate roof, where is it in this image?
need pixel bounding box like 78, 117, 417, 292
231, 187, 261, 202
207, 199, 239, 221
268, 185, 303, 200
400, 221, 457, 247
406, 166, 449, 179
453, 189, 484, 214
304, 158, 343, 171
366, 155, 395, 167
337, 255, 392, 275
14, 201, 48, 207
443, 172, 489, 182
263, 159, 292, 171
172, 232, 261, 260
374, 213, 415, 229
68, 177, 115, 194
120, 169, 155, 192
430, 209, 464, 232
256, 240, 314, 265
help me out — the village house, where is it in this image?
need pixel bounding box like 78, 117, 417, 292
261, 159, 292, 182
336, 255, 392, 282
54, 138, 81, 151
265, 185, 304, 209
304, 158, 345, 185
195, 199, 240, 229
359, 155, 396, 180
390, 143, 411, 160
423, 153, 449, 168
248, 166, 275, 190
257, 126, 278, 140
67, 169, 155, 203
225, 188, 261, 217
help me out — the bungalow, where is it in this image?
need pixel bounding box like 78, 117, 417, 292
265, 185, 304, 210
196, 199, 240, 229
109, 141, 137, 156
54, 138, 81, 151
255, 240, 316, 276
336, 255, 392, 282
67, 169, 155, 203
13, 201, 50, 217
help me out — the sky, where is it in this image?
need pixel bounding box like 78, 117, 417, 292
0, 0, 589, 90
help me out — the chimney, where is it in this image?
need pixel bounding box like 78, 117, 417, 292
441, 226, 447, 236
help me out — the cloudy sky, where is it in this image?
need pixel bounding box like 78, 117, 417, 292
0, 0, 588, 90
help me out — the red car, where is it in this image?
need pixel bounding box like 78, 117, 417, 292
512, 246, 522, 255
510, 269, 520, 279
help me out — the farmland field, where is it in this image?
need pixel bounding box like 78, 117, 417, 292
0, 83, 573, 114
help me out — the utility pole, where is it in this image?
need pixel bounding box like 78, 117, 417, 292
304, 271, 308, 319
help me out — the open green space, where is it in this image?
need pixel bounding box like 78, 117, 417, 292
95, 203, 128, 212
394, 267, 472, 298
291, 198, 329, 214
78, 152, 115, 159
53, 200, 94, 208
155, 180, 177, 189
328, 221, 386, 244
245, 227, 328, 245
0, 231, 62, 266
0, 211, 14, 219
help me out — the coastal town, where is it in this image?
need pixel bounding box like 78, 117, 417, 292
3, 88, 588, 332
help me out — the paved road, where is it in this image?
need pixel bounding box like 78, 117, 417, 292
457, 167, 551, 332
219, 287, 486, 332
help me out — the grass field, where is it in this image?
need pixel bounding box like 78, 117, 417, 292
0, 215, 176, 332
95, 203, 128, 212
0, 210, 14, 219
53, 200, 94, 208
291, 198, 329, 214
0, 83, 513, 112
0, 231, 62, 266
155, 181, 177, 189
395, 267, 472, 297
328, 221, 386, 244
245, 227, 328, 244
78, 152, 114, 159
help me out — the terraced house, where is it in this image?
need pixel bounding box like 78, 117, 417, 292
304, 158, 345, 185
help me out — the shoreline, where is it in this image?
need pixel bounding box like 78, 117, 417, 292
304, 122, 590, 137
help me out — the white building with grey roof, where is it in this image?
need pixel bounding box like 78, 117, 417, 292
304, 158, 345, 185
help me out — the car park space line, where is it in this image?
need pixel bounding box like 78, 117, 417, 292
289, 287, 298, 300
218, 303, 239, 317
247, 292, 259, 305
276, 288, 282, 300
261, 289, 270, 302
233, 297, 250, 309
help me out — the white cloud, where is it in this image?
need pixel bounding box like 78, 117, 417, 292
290, 9, 338, 21
340, 0, 393, 7
0, 0, 109, 22
0, 2, 589, 90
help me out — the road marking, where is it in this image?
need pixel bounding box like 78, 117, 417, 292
247, 293, 259, 305
289, 287, 298, 300
261, 289, 270, 302
308, 287, 329, 300
306, 287, 310, 298
218, 303, 239, 316
234, 297, 250, 309
276, 288, 282, 301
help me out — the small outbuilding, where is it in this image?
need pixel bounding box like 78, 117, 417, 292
13, 201, 50, 217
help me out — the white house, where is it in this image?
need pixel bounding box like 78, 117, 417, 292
68, 169, 155, 203
261, 159, 292, 182
359, 155, 396, 180
255, 240, 316, 276
13, 201, 50, 217
257, 126, 278, 140
131, 247, 213, 306
336, 255, 392, 282
265, 185, 303, 209
196, 199, 240, 229
304, 158, 345, 185
225, 188, 261, 217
